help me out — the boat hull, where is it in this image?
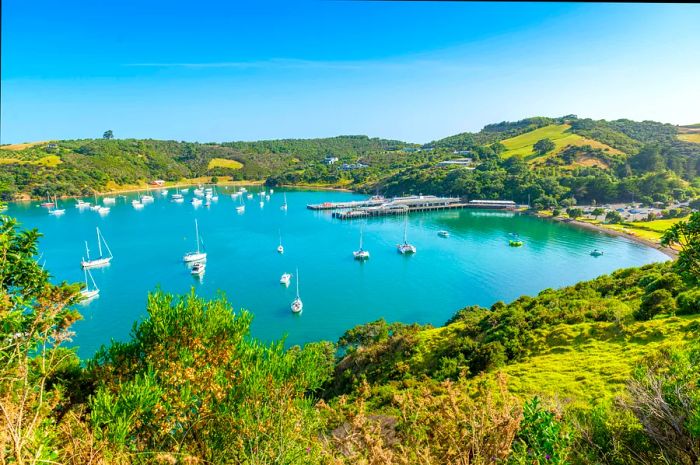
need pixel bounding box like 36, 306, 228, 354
81, 257, 112, 269
183, 252, 207, 263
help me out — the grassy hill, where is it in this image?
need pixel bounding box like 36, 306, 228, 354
498, 123, 622, 161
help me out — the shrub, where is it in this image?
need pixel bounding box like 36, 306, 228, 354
509, 397, 571, 465
634, 289, 675, 321
676, 289, 700, 315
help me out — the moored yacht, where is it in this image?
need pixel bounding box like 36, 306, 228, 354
353, 225, 370, 260
291, 268, 303, 313
81, 227, 113, 268
183, 219, 207, 263
80, 268, 100, 301
280, 272, 291, 286
397, 214, 416, 254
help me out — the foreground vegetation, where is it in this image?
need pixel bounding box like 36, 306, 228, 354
2, 210, 700, 463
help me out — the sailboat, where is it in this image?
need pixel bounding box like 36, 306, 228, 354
80, 268, 100, 301
277, 230, 284, 254
291, 268, 303, 313
236, 195, 245, 213
280, 193, 288, 211
40, 193, 54, 208
353, 225, 370, 260
183, 219, 207, 262
103, 196, 116, 205
141, 189, 155, 203
397, 214, 416, 254
280, 272, 291, 286
171, 188, 184, 203
75, 199, 91, 209
81, 227, 113, 268
131, 196, 145, 209
48, 196, 66, 216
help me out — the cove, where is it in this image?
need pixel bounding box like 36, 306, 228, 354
5, 188, 669, 358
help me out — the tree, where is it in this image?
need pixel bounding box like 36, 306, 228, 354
605, 211, 623, 224
634, 289, 675, 321
533, 138, 556, 155
491, 142, 506, 155
102, 130, 114, 139
0, 215, 83, 463
566, 207, 583, 219
662, 212, 700, 284
591, 208, 605, 217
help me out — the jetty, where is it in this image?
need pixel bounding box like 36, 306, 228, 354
307, 195, 517, 220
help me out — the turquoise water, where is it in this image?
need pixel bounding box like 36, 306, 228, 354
6, 188, 669, 358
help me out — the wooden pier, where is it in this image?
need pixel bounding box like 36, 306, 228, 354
317, 195, 517, 220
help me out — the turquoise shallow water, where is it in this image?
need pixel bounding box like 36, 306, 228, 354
6, 188, 669, 358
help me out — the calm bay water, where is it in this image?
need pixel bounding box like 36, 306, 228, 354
7, 188, 669, 358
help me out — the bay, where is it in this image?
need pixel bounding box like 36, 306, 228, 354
5, 188, 669, 358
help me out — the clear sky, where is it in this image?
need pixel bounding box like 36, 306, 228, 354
2, 1, 699, 144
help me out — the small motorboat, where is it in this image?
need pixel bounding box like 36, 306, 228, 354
509, 240, 524, 247
191, 262, 206, 276
247, 194, 253, 199
438, 230, 449, 238
236, 205, 245, 213
590, 249, 604, 257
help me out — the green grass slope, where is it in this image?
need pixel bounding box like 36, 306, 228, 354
499, 124, 622, 161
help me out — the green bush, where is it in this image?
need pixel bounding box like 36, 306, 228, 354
509, 397, 571, 465
676, 289, 700, 315
634, 289, 675, 321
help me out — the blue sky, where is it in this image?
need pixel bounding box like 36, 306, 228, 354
2, 1, 699, 144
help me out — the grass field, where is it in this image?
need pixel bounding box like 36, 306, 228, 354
412, 311, 700, 407
0, 141, 46, 151
679, 133, 700, 144
500, 124, 621, 161
0, 155, 61, 167
207, 158, 243, 170
500, 315, 700, 407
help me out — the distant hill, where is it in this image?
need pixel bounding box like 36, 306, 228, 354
2, 115, 700, 201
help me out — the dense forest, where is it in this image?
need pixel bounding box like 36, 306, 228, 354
1, 206, 700, 463
2, 116, 700, 209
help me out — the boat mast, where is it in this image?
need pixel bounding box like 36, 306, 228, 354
195, 220, 200, 253
403, 214, 408, 244
96, 227, 103, 257
359, 225, 364, 250
279, 229, 282, 247
85, 241, 91, 260
296, 268, 300, 299
100, 227, 113, 258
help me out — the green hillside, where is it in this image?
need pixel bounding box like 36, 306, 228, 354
498, 123, 622, 161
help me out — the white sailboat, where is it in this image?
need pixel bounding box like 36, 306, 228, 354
353, 225, 370, 260
291, 268, 303, 313
191, 197, 203, 206
103, 197, 116, 205
172, 188, 184, 203
269, 189, 274, 194
280, 193, 288, 211
141, 189, 155, 202
181, 187, 190, 194
259, 200, 265, 208
183, 219, 207, 262
48, 196, 66, 216
236, 195, 245, 213
280, 272, 291, 286
132, 197, 144, 209
81, 227, 113, 268
75, 199, 91, 209
277, 230, 284, 254
397, 214, 416, 254
80, 268, 100, 301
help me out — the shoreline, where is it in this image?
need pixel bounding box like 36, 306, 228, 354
544, 215, 677, 259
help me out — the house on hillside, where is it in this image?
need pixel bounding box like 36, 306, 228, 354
150, 180, 166, 186
437, 158, 475, 168
324, 155, 339, 165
